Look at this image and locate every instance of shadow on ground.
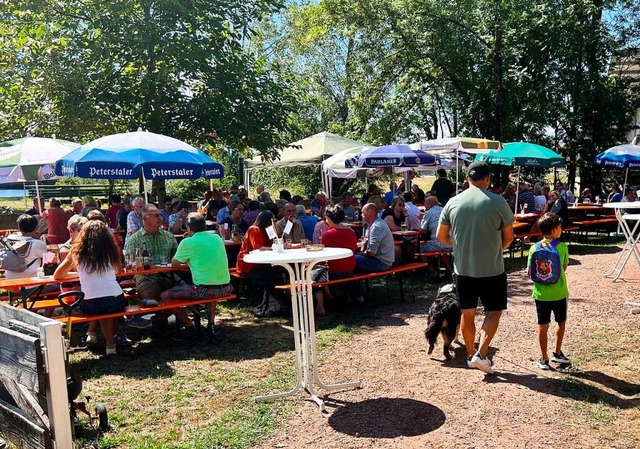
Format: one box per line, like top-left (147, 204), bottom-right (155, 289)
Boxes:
top-left (485, 368), bottom-right (640, 409)
top-left (326, 397), bottom-right (445, 438)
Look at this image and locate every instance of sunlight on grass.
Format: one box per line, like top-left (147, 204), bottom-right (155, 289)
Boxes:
top-left (316, 322), bottom-right (356, 350)
top-left (571, 400), bottom-right (616, 427)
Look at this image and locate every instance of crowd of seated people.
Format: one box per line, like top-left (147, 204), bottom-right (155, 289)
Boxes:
top-left (7, 174), bottom-right (638, 337)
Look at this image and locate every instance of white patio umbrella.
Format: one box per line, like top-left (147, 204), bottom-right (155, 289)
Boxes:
top-left (0, 137), bottom-right (79, 213)
top-left (415, 137), bottom-right (500, 186)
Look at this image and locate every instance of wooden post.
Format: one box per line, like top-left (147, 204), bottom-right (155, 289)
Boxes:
top-left (0, 304), bottom-right (73, 449)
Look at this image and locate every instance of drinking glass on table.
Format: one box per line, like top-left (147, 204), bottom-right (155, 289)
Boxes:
top-left (272, 237), bottom-right (284, 252)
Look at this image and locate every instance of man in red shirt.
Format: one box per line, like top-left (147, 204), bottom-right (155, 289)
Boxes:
top-left (43, 198), bottom-right (72, 244)
top-left (105, 194), bottom-right (123, 228)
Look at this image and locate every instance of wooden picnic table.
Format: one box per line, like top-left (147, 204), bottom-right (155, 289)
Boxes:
top-left (514, 212), bottom-right (541, 222)
top-left (0, 265), bottom-right (188, 309)
top-left (512, 221), bottom-right (530, 231)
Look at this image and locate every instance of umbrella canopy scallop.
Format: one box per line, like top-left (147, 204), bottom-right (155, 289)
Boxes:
top-left (55, 129), bottom-right (223, 180)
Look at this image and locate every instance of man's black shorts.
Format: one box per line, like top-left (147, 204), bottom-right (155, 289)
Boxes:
top-left (456, 272), bottom-right (508, 311)
top-left (534, 298), bottom-right (567, 325)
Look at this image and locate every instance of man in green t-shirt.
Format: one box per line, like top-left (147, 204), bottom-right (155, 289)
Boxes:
top-left (161, 213), bottom-right (232, 340)
top-left (437, 161), bottom-right (514, 374)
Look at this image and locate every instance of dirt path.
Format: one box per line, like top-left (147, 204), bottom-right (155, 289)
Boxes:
top-left (255, 249), bottom-right (640, 449)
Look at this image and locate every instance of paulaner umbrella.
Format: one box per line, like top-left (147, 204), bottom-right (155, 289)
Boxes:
top-left (345, 144), bottom-right (438, 191)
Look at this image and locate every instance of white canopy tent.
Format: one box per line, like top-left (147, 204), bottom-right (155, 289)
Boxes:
top-left (243, 131), bottom-right (369, 191)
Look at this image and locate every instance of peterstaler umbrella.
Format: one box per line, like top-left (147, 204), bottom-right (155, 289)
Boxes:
top-left (594, 144), bottom-right (640, 188)
top-left (476, 142), bottom-right (565, 212)
top-left (55, 129), bottom-right (224, 201)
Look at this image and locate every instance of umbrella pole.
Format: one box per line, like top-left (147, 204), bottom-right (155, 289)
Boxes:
top-left (624, 167), bottom-right (629, 189)
top-left (456, 148), bottom-right (459, 191)
top-left (142, 173), bottom-right (148, 203)
top-left (35, 181), bottom-right (42, 214)
top-left (514, 167), bottom-right (520, 214)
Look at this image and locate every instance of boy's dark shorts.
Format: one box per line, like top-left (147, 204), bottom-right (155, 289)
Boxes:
top-left (534, 298), bottom-right (567, 325)
top-left (456, 272), bottom-right (508, 311)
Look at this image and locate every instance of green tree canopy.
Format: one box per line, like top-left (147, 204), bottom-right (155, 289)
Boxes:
top-left (0, 0), bottom-right (299, 163)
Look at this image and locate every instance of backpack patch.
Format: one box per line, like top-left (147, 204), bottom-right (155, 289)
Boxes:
top-left (529, 239), bottom-right (562, 285)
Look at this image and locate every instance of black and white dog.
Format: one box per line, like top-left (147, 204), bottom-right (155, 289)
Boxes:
top-left (425, 283), bottom-right (461, 360)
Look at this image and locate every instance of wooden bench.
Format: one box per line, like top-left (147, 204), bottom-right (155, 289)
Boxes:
top-left (573, 217), bottom-right (619, 239)
top-left (27, 184), bottom-right (110, 201)
top-left (415, 250), bottom-right (453, 276)
top-left (54, 292), bottom-right (236, 340)
top-left (275, 262), bottom-right (428, 302)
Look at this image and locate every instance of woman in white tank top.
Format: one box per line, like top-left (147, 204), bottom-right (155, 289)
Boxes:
top-left (54, 220), bottom-right (125, 355)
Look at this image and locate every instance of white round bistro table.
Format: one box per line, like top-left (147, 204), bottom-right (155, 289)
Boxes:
top-left (243, 247), bottom-right (361, 410)
top-left (603, 202), bottom-right (640, 281)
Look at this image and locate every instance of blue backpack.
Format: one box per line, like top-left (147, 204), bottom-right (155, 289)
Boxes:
top-left (529, 239), bottom-right (562, 285)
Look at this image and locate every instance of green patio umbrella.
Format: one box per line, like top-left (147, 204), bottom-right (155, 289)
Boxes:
top-left (475, 142), bottom-right (565, 212)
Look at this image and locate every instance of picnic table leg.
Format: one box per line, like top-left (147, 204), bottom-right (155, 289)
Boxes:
top-left (396, 273), bottom-right (405, 302)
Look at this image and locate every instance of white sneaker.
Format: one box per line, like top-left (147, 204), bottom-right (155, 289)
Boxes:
top-left (470, 353), bottom-right (495, 374)
top-left (466, 356), bottom-right (474, 368)
top-left (551, 351), bottom-right (570, 364)
top-left (538, 359), bottom-right (550, 370)
top-left (85, 332), bottom-right (98, 346)
top-left (105, 345), bottom-right (117, 356)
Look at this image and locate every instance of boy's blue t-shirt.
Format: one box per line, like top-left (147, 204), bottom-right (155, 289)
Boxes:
top-left (527, 238), bottom-right (569, 301)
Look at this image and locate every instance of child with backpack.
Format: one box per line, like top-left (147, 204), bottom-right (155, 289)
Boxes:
top-left (527, 212), bottom-right (571, 370)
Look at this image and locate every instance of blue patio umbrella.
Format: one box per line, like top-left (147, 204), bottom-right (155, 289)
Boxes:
top-left (594, 144), bottom-right (640, 187)
top-left (345, 144), bottom-right (437, 192)
top-left (56, 129), bottom-right (223, 201)
top-left (345, 144), bottom-right (437, 168)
